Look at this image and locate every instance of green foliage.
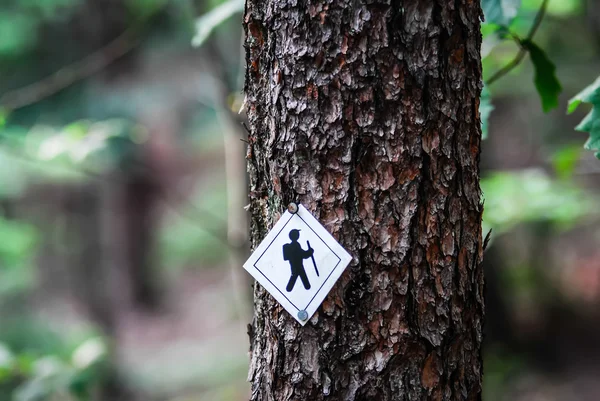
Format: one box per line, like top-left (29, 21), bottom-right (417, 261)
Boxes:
top-left (481, 169), bottom-right (596, 235)
top-left (0, 319), bottom-right (65, 357)
top-left (0, 218), bottom-right (38, 296)
top-left (0, 11), bottom-right (38, 57)
top-left (0, 118), bottom-right (143, 188)
top-left (480, 0), bottom-right (516, 57)
top-left (483, 347), bottom-right (524, 401)
top-left (482, 0), bottom-right (521, 26)
top-left (521, 39), bottom-right (562, 112)
top-left (551, 145), bottom-right (582, 179)
top-left (481, 0), bottom-right (600, 155)
top-left (0, 219), bottom-right (37, 268)
top-left (0, 343), bottom-right (14, 380)
top-left (568, 76), bottom-right (600, 113)
top-left (0, 317), bottom-right (109, 401)
top-left (160, 183), bottom-right (229, 270)
top-left (481, 0), bottom-right (565, 138)
top-left (192, 0), bottom-right (244, 48)
top-left (0, 336), bottom-right (108, 401)
top-left (522, 0), bottom-right (582, 16)
top-left (0, 148), bottom-right (30, 198)
top-left (0, 0), bottom-right (82, 58)
top-left (568, 76), bottom-right (600, 158)
top-left (33, 119), bottom-right (139, 168)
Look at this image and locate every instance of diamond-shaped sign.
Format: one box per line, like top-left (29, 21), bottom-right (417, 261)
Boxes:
top-left (243, 204), bottom-right (352, 325)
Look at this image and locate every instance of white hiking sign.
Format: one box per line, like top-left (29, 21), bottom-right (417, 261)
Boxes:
top-left (243, 204), bottom-right (352, 325)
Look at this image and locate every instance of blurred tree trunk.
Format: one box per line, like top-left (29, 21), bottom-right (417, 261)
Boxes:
top-left (244, 1), bottom-right (484, 400)
top-left (72, 184), bottom-right (133, 401)
top-left (72, 184), bottom-right (116, 335)
top-left (122, 166), bottom-right (162, 309)
top-left (204, 40), bottom-right (253, 320)
top-left (587, 0), bottom-right (600, 50)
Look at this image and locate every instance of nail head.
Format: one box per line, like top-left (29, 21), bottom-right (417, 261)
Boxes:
top-left (297, 310), bottom-right (308, 321)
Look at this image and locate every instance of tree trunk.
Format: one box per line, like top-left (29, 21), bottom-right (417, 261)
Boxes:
top-left (243, 1), bottom-right (484, 400)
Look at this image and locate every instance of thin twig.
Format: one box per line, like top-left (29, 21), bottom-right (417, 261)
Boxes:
top-left (0, 0), bottom-right (241, 248)
top-left (241, 121), bottom-right (251, 134)
top-left (485, 48), bottom-right (528, 85)
top-left (0, 33), bottom-right (137, 112)
top-left (0, 2), bottom-right (169, 112)
top-left (485, 0), bottom-right (549, 86)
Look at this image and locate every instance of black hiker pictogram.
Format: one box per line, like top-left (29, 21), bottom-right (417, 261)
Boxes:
top-left (282, 229), bottom-right (317, 292)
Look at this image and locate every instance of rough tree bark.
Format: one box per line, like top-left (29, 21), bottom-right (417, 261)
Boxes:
top-left (243, 1), bottom-right (484, 400)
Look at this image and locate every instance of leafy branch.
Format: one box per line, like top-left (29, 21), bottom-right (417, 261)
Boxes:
top-left (486, 0), bottom-right (549, 86)
top-left (568, 77), bottom-right (600, 160)
top-left (480, 0), bottom-right (560, 138)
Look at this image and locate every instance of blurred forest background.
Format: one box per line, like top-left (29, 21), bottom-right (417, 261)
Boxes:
top-left (0, 0), bottom-right (599, 400)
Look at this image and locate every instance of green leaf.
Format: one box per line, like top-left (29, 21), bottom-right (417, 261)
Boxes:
top-left (0, 343), bottom-right (14, 377)
top-left (481, 169), bottom-right (596, 235)
top-left (521, 0), bottom-right (582, 16)
top-left (521, 40), bottom-right (562, 112)
top-left (71, 338), bottom-right (106, 370)
top-left (192, 0), bottom-right (245, 48)
top-left (0, 11), bottom-right (39, 56)
top-left (567, 76), bottom-right (600, 114)
top-left (0, 109), bottom-right (7, 128)
top-left (0, 218), bottom-right (38, 268)
top-left (580, 110), bottom-right (600, 157)
top-left (551, 145), bottom-right (581, 179)
top-left (569, 76), bottom-right (600, 159)
top-left (481, 24), bottom-right (509, 58)
top-left (481, 23), bottom-right (502, 38)
top-left (482, 0), bottom-right (522, 26)
top-left (64, 121), bottom-right (90, 140)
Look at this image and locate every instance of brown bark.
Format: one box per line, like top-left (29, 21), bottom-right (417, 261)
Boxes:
top-left (243, 1), bottom-right (484, 400)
